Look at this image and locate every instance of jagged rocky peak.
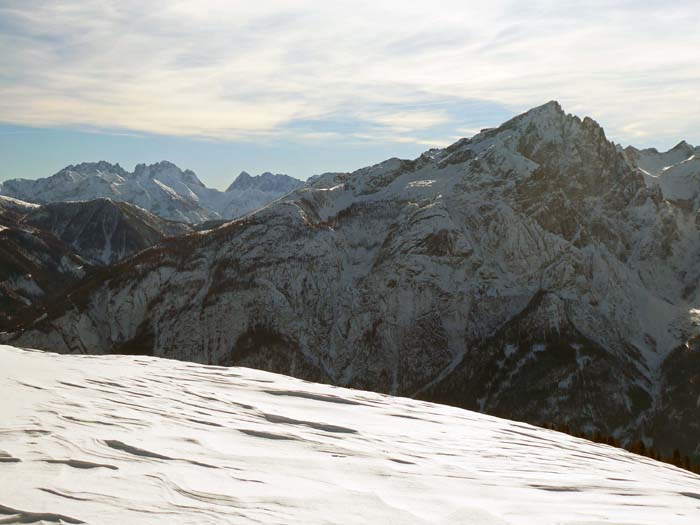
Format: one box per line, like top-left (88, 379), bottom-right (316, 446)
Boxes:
top-left (670, 140), bottom-right (695, 154)
top-left (226, 170), bottom-right (253, 190)
top-left (628, 140), bottom-right (696, 158)
top-left (59, 160), bottom-right (128, 176)
top-left (0, 160), bottom-right (304, 223)
top-left (499, 100), bottom-right (608, 147)
top-left (527, 99), bottom-right (565, 116)
top-left (503, 102), bottom-right (636, 199)
top-left (133, 160), bottom-right (175, 175)
top-left (343, 100), bottom-right (629, 200)
top-left (132, 160), bottom-right (205, 187)
top-left (298, 101), bottom-right (638, 206)
top-left (52, 162), bottom-right (130, 186)
top-left (422, 100), bottom-right (613, 173)
top-left (22, 197), bottom-right (192, 265)
top-left (624, 140), bottom-right (699, 178)
top-left (226, 170), bottom-right (303, 193)
top-left (494, 99), bottom-right (565, 130)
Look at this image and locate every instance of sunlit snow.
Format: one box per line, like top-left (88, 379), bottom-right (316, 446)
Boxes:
top-left (1, 345), bottom-right (700, 524)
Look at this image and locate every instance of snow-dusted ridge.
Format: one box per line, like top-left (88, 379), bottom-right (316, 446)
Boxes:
top-left (21, 198), bottom-right (193, 265)
top-left (0, 163), bottom-right (303, 223)
top-left (624, 141), bottom-right (700, 206)
top-left (1, 345), bottom-right (699, 524)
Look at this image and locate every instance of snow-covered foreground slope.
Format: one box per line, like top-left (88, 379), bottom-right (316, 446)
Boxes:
top-left (1, 345), bottom-right (699, 525)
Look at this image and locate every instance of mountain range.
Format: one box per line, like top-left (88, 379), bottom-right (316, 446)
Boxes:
top-left (0, 162), bottom-right (303, 223)
top-left (3, 101), bottom-right (700, 462)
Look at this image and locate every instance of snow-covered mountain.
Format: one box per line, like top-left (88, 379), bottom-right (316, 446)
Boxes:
top-left (6, 102), bottom-right (700, 460)
top-left (2, 344), bottom-right (699, 524)
top-left (0, 196), bottom-right (195, 328)
top-left (22, 199), bottom-right (192, 265)
top-left (214, 171), bottom-right (305, 220)
top-left (624, 141), bottom-right (700, 206)
top-left (226, 170), bottom-right (301, 193)
top-left (0, 162), bottom-right (303, 223)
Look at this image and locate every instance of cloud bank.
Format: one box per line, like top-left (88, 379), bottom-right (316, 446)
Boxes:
top-left (0, 0), bottom-right (698, 149)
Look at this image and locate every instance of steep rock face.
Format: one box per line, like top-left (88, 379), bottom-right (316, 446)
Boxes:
top-left (0, 162), bottom-right (304, 223)
top-left (0, 195), bottom-right (39, 225)
top-left (0, 196), bottom-right (83, 327)
top-left (0, 197), bottom-right (195, 328)
top-left (425, 292), bottom-right (651, 437)
top-left (0, 225), bottom-right (86, 331)
top-left (650, 336), bottom-right (700, 458)
top-left (226, 171), bottom-right (303, 193)
top-left (8, 102), bottom-right (700, 458)
top-left (22, 199), bottom-right (192, 265)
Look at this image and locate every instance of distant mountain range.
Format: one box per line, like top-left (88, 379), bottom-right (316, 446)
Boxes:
top-left (0, 165), bottom-right (301, 330)
top-left (4, 101), bottom-right (700, 463)
top-left (0, 161), bottom-right (303, 223)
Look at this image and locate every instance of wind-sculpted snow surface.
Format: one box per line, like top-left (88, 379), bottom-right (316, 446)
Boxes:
top-left (7, 101), bottom-right (700, 459)
top-left (1, 345), bottom-right (699, 524)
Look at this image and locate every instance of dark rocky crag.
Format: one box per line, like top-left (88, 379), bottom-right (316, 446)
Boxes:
top-left (0, 197), bottom-right (193, 329)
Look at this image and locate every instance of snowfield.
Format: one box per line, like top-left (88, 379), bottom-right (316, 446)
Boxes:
top-left (1, 346), bottom-right (699, 524)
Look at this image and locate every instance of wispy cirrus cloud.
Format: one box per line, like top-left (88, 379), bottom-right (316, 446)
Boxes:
top-left (0, 0), bottom-right (698, 150)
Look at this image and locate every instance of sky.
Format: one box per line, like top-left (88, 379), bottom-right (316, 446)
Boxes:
top-left (0, 0), bottom-right (698, 189)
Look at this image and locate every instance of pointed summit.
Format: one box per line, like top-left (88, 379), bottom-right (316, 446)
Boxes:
top-left (226, 171), bottom-right (253, 192)
top-left (669, 140), bottom-right (695, 155)
top-left (530, 100), bottom-right (564, 115)
top-left (131, 161), bottom-right (205, 188)
top-left (490, 100), bottom-right (570, 138)
top-left (520, 100), bottom-right (569, 125)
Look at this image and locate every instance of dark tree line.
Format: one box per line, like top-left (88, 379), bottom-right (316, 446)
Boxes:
top-left (540, 423), bottom-right (699, 475)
